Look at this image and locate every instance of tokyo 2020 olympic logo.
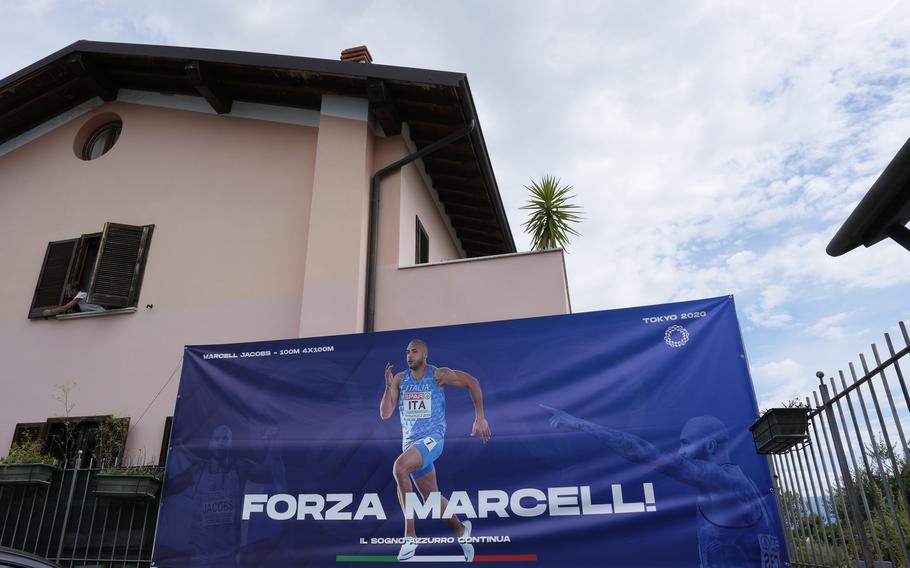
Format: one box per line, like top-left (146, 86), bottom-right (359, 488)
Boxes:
top-left (664, 325), bottom-right (689, 348)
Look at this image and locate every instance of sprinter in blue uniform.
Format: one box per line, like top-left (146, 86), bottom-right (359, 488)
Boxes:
top-left (380, 339), bottom-right (491, 562)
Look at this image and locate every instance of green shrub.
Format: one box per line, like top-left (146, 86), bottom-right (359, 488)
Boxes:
top-left (1, 434), bottom-right (58, 466)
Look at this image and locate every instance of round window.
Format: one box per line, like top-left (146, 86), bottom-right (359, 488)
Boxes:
top-left (81, 120), bottom-right (122, 160)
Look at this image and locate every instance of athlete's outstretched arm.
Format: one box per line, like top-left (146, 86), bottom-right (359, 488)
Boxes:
top-left (436, 368), bottom-right (491, 443)
top-left (542, 405), bottom-right (711, 488)
top-left (380, 364), bottom-right (403, 420)
top-left (164, 461), bottom-right (199, 494)
top-left (161, 441), bottom-right (202, 494)
top-left (244, 428), bottom-right (285, 484)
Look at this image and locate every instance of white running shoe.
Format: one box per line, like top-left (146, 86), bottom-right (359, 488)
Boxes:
top-left (460, 520), bottom-right (475, 562)
top-left (398, 537), bottom-right (418, 561)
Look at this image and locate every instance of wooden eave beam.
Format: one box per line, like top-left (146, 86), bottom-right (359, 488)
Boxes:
top-left (99, 69), bottom-right (193, 96)
top-left (64, 53), bottom-right (118, 101)
top-left (450, 222), bottom-right (502, 237)
top-left (454, 226), bottom-right (505, 242)
top-left (185, 61), bottom-right (233, 114)
top-left (0, 76), bottom-right (84, 125)
top-left (367, 78), bottom-right (401, 135)
top-left (0, 93), bottom-right (96, 144)
top-left (443, 202), bottom-right (497, 219)
top-left (430, 173), bottom-right (486, 191)
top-left (384, 84), bottom-right (458, 106)
top-left (397, 105), bottom-right (462, 125)
top-left (423, 156), bottom-right (481, 176)
top-left (407, 120), bottom-right (465, 137)
top-left (460, 240), bottom-right (508, 255)
top-left (436, 187), bottom-right (489, 206)
top-left (219, 80), bottom-right (323, 104)
top-left (412, 139), bottom-right (474, 160)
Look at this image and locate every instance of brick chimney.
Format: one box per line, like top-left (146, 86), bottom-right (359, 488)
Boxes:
top-left (340, 45), bottom-right (373, 64)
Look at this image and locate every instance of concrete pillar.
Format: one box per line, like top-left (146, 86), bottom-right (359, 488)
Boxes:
top-left (298, 95), bottom-right (373, 337)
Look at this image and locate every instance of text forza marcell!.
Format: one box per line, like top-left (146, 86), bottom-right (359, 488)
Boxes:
top-left (241, 484), bottom-right (656, 521)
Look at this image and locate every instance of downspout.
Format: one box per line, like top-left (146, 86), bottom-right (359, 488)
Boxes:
top-left (364, 119), bottom-right (476, 332)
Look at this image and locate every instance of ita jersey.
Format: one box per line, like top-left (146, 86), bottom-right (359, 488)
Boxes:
top-left (398, 365), bottom-right (446, 450)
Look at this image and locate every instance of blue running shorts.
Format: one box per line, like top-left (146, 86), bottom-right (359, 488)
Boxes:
top-left (411, 435), bottom-right (444, 478)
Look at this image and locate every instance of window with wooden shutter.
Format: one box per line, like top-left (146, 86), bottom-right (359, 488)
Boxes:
top-left (11, 422), bottom-right (49, 449)
top-left (29, 223), bottom-right (154, 319)
top-left (45, 415), bottom-right (129, 467)
top-left (28, 239), bottom-right (79, 318)
top-left (87, 222), bottom-right (154, 308)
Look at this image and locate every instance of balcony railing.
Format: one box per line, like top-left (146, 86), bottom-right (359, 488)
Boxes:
top-left (0, 454), bottom-right (160, 567)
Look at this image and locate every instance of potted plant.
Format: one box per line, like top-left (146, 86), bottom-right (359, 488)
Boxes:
top-left (93, 464), bottom-right (162, 499)
top-left (749, 401), bottom-right (811, 454)
top-left (0, 434), bottom-right (59, 485)
top-left (90, 414), bottom-right (129, 467)
top-left (90, 419), bottom-right (161, 499)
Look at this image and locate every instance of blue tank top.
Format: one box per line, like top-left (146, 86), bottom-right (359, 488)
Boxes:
top-left (398, 364), bottom-right (446, 450)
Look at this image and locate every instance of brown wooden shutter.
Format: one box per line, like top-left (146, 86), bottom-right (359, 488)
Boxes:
top-left (71, 233), bottom-right (96, 286)
top-left (87, 223), bottom-right (154, 307)
top-left (159, 416), bottom-right (173, 466)
top-left (87, 416), bottom-right (130, 466)
top-left (11, 422), bottom-right (48, 449)
top-left (28, 239), bottom-right (79, 318)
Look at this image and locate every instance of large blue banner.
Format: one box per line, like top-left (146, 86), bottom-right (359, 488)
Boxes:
top-left (152, 296), bottom-right (786, 567)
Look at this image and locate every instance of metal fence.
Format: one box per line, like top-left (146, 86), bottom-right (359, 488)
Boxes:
top-left (769, 321), bottom-right (910, 568)
top-left (0, 455), bottom-right (160, 567)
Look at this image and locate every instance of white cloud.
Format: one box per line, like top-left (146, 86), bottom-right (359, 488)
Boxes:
top-left (747, 310), bottom-right (794, 329)
top-left (760, 286), bottom-right (788, 311)
top-left (806, 312), bottom-right (851, 341)
top-left (752, 358), bottom-right (810, 410)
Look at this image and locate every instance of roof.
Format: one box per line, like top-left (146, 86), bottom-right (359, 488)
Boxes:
top-left (827, 135), bottom-right (910, 256)
top-left (0, 40), bottom-right (515, 257)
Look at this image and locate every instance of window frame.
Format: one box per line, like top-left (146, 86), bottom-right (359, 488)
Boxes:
top-left (11, 416), bottom-right (129, 468)
top-left (81, 120), bottom-right (122, 161)
top-left (415, 216), bottom-right (429, 265)
top-left (11, 422), bottom-right (48, 448)
top-left (28, 222), bottom-right (154, 319)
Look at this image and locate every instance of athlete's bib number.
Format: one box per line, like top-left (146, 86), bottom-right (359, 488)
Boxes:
top-left (403, 392), bottom-right (432, 419)
top-left (202, 497), bottom-right (234, 526)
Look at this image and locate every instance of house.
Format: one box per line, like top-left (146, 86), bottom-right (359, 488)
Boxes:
top-left (0, 41), bottom-right (569, 565)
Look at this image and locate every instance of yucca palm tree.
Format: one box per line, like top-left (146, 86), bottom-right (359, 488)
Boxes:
top-left (520, 175), bottom-right (583, 251)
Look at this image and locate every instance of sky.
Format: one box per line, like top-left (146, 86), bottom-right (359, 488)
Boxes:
top-left (2, 0), bottom-right (909, 410)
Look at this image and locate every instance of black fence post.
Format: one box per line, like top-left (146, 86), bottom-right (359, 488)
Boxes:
top-left (817, 376), bottom-right (874, 568)
top-left (55, 450), bottom-right (81, 563)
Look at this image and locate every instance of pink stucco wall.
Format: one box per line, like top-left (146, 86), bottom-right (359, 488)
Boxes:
top-left (398, 155), bottom-right (461, 265)
top-left (0, 101), bottom-right (318, 459)
top-left (298, 114), bottom-right (373, 337)
top-left (371, 135), bottom-right (461, 269)
top-left (0, 96), bottom-right (569, 463)
top-left (370, 137), bottom-right (569, 331)
top-left (374, 250), bottom-right (570, 331)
